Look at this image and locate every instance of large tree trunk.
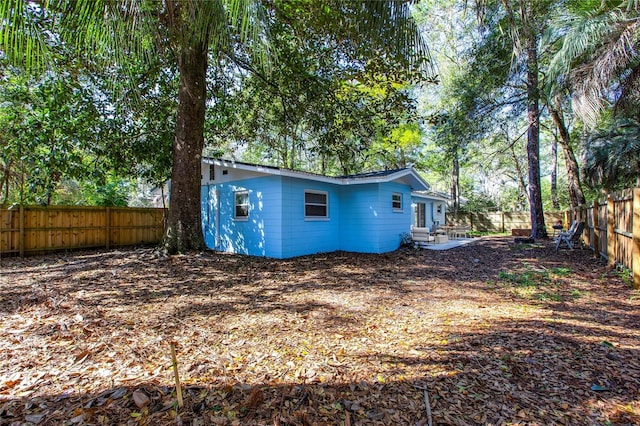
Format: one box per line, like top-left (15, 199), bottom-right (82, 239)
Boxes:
top-left (551, 134), bottom-right (559, 210)
top-left (508, 142), bottom-right (528, 209)
top-left (525, 37), bottom-right (547, 239)
top-left (163, 38), bottom-right (208, 254)
top-left (548, 98), bottom-right (586, 207)
top-left (451, 149), bottom-right (460, 214)
top-left (0, 159), bottom-right (12, 203)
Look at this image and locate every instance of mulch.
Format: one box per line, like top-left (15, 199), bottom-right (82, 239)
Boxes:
top-left (1, 236), bottom-right (638, 425)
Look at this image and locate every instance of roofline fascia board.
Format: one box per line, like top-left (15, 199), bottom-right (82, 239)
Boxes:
top-left (412, 192), bottom-right (449, 202)
top-left (205, 158), bottom-right (429, 190)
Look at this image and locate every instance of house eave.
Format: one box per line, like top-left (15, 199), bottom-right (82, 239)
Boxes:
top-left (412, 191), bottom-right (450, 202)
top-left (205, 158), bottom-right (430, 191)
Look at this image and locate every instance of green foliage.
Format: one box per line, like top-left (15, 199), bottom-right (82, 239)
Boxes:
top-left (0, 58), bottom-right (175, 205)
top-left (399, 232), bottom-right (413, 247)
top-left (547, 0), bottom-right (640, 124)
top-left (86, 183), bottom-right (128, 206)
top-left (206, 1), bottom-right (431, 175)
top-left (0, 68), bottom-right (102, 205)
top-left (541, 177), bottom-right (572, 211)
top-left (582, 118), bottom-right (640, 190)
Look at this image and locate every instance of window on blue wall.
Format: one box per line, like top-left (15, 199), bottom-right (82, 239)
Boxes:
top-left (235, 191), bottom-right (249, 219)
top-left (392, 193), bottom-right (402, 211)
top-left (304, 190), bottom-right (328, 218)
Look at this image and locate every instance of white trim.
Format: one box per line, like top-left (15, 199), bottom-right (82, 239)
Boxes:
top-left (234, 190), bottom-right (249, 219)
top-left (392, 192), bottom-right (403, 211)
top-left (204, 158), bottom-right (430, 190)
top-left (411, 191), bottom-right (450, 203)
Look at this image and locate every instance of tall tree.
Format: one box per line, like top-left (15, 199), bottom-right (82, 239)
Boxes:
top-left (2, 0), bottom-right (429, 253)
top-left (545, 96), bottom-right (586, 206)
top-left (470, 0), bottom-right (552, 238)
top-left (548, 1), bottom-right (640, 191)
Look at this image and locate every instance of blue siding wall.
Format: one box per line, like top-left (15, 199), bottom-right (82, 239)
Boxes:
top-left (202, 176), bottom-right (284, 257)
top-left (280, 177), bottom-right (342, 258)
top-left (339, 183), bottom-right (382, 252)
top-left (202, 177), bottom-right (414, 258)
top-left (375, 182), bottom-right (413, 252)
top-left (339, 182), bottom-right (412, 253)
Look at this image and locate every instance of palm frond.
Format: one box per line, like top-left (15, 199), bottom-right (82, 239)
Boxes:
top-left (0, 0), bottom-right (53, 71)
top-left (549, 5), bottom-right (640, 125)
top-left (583, 117), bottom-right (640, 188)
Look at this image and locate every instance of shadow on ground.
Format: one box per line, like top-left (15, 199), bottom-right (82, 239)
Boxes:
top-left (1, 237), bottom-right (638, 425)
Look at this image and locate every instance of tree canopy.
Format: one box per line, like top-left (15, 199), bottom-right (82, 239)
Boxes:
top-left (1, 0), bottom-right (638, 243)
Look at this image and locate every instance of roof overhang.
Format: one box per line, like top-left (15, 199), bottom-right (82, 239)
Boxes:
top-left (411, 191), bottom-right (450, 202)
top-left (205, 158), bottom-right (430, 191)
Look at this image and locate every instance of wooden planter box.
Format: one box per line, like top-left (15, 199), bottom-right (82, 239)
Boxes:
top-left (511, 228), bottom-right (531, 237)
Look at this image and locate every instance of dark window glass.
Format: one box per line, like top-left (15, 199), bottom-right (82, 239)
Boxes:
top-left (304, 191), bottom-right (328, 217)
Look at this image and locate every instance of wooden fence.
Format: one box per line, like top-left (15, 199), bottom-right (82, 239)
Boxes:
top-left (569, 188), bottom-right (640, 290)
top-left (0, 205), bottom-right (166, 256)
top-left (447, 211), bottom-right (565, 235)
top-left (448, 188), bottom-right (640, 289)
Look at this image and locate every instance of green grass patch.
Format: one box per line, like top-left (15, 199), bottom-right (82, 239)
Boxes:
top-left (551, 267), bottom-right (571, 276)
top-left (498, 269), bottom-right (548, 287)
top-left (615, 268), bottom-right (633, 287)
top-left (497, 266), bottom-right (571, 302)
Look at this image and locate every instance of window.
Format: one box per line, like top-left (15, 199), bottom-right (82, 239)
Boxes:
top-left (235, 191), bottom-right (249, 219)
top-left (437, 204), bottom-right (442, 215)
top-left (392, 193), bottom-right (402, 211)
top-left (209, 165), bottom-right (215, 181)
top-left (304, 191), bottom-right (328, 218)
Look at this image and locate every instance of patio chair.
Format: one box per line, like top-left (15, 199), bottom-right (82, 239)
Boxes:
top-left (452, 225), bottom-right (470, 239)
top-left (411, 226), bottom-right (435, 247)
top-left (555, 221), bottom-right (585, 252)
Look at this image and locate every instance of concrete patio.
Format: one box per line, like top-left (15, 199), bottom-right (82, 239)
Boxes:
top-left (418, 237), bottom-right (478, 250)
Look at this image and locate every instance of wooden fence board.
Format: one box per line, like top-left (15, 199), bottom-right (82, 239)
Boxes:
top-left (0, 205), bottom-right (165, 256)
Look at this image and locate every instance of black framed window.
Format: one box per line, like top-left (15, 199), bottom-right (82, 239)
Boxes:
top-left (304, 191), bottom-right (328, 218)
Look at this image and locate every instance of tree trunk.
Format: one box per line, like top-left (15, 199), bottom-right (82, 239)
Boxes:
top-left (0, 159), bottom-right (11, 203)
top-left (525, 37), bottom-right (547, 239)
top-left (551, 133), bottom-right (559, 210)
top-left (548, 97), bottom-right (586, 207)
top-left (163, 37), bottom-right (208, 254)
top-left (451, 149), bottom-right (460, 214)
top-left (509, 143), bottom-right (528, 208)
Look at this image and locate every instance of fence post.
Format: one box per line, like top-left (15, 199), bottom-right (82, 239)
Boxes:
top-left (592, 200), bottom-right (599, 259)
top-left (501, 212), bottom-right (505, 233)
top-left (607, 194), bottom-right (615, 268)
top-left (19, 205), bottom-right (24, 257)
top-left (633, 189), bottom-right (640, 289)
top-left (105, 207), bottom-right (111, 250)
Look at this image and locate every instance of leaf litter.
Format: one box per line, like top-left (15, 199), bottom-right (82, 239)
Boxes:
top-left (0, 236), bottom-right (639, 425)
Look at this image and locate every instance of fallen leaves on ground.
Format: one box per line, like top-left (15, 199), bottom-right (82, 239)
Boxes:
top-left (1, 236), bottom-right (639, 425)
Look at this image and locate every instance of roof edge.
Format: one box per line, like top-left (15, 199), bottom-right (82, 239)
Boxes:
top-left (205, 158), bottom-right (430, 191)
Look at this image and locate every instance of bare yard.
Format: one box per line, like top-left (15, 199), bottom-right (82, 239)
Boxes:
top-left (1, 237), bottom-right (639, 425)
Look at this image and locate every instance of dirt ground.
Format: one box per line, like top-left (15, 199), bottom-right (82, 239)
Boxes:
top-left (1, 236), bottom-right (639, 425)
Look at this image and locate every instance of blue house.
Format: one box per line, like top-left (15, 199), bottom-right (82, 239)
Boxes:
top-left (200, 158), bottom-right (447, 258)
